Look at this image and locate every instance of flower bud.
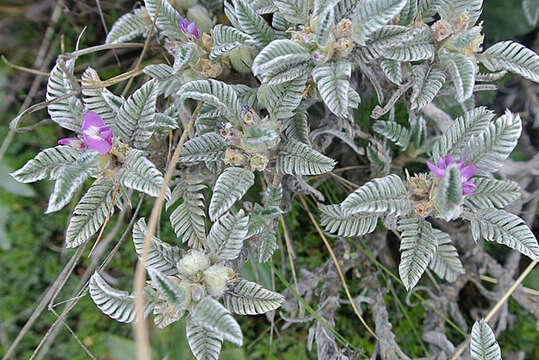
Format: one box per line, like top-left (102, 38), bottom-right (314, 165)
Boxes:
top-left (174, 0), bottom-right (198, 11)
top-left (187, 5), bottom-right (213, 35)
top-left (223, 148), bottom-right (247, 166)
top-left (177, 249), bottom-right (210, 277)
top-left (250, 153), bottom-right (269, 171)
top-left (431, 19), bottom-right (453, 42)
top-left (202, 263), bottom-right (232, 297)
top-left (229, 46), bottom-right (253, 73)
top-left (334, 38), bottom-right (354, 57)
top-left (334, 19), bottom-right (352, 39)
top-left (200, 58), bottom-right (223, 77)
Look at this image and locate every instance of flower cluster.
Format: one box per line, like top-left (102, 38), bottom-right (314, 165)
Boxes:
top-left (427, 155), bottom-right (477, 195)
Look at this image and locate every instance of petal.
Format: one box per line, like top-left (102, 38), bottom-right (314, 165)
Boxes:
top-left (427, 161), bottom-right (445, 178)
top-left (462, 181), bottom-right (477, 195)
top-left (444, 154), bottom-right (453, 167)
top-left (58, 137), bottom-right (87, 151)
top-left (456, 159), bottom-right (465, 169)
top-left (82, 111), bottom-right (106, 131)
top-left (437, 156), bottom-right (445, 169)
top-left (460, 165), bottom-right (477, 181)
top-left (99, 127), bottom-right (114, 143)
top-left (58, 137), bottom-right (80, 146)
top-left (84, 136), bottom-right (112, 155)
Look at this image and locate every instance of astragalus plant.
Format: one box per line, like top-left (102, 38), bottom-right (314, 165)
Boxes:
top-left (8, 0), bottom-right (539, 359)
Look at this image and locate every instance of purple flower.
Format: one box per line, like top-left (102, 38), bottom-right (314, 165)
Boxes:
top-left (427, 155), bottom-right (477, 195)
top-left (178, 18), bottom-right (199, 39)
top-left (81, 111), bottom-right (113, 155)
top-left (58, 137), bottom-right (87, 151)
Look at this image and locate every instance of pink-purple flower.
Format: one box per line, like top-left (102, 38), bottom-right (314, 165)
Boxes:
top-left (178, 18), bottom-right (199, 39)
top-left (427, 155), bottom-right (477, 195)
top-left (58, 111), bottom-right (113, 155)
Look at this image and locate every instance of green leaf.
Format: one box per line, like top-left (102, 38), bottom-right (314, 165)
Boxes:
top-left (480, 41), bottom-right (539, 83)
top-left (433, 163), bottom-right (463, 221)
top-left (46, 151), bottom-right (98, 214)
top-left (381, 26), bottom-right (435, 61)
top-left (410, 65), bottom-right (446, 110)
top-left (211, 25), bottom-right (253, 61)
top-left (373, 120), bottom-right (411, 149)
top-left (207, 210), bottom-right (248, 261)
top-left (276, 140), bottom-right (336, 175)
top-left (190, 297), bottom-right (243, 346)
top-left (439, 51), bottom-right (475, 102)
top-left (257, 231), bottom-right (278, 263)
top-left (319, 204), bottom-right (379, 237)
top-left (89, 272), bottom-right (135, 323)
top-left (46, 59), bottom-right (84, 132)
top-left (523, 0), bottom-right (539, 26)
top-left (180, 133), bottom-right (228, 163)
top-left (469, 209), bottom-right (539, 260)
top-left (380, 59), bottom-right (403, 85)
top-left (173, 43), bottom-right (199, 73)
top-left (465, 110), bottom-right (521, 173)
top-left (429, 229), bottom-right (465, 282)
top-left (116, 79), bottom-right (158, 149)
top-left (351, 0), bottom-right (407, 45)
top-left (432, 106), bottom-right (494, 160)
top-left (117, 149), bottom-right (169, 199)
top-left (258, 74), bottom-right (308, 120)
top-left (341, 174), bottom-right (410, 216)
top-left (223, 279), bottom-right (284, 315)
top-left (106, 9), bottom-right (151, 44)
top-left (144, 0), bottom-right (183, 39)
top-left (398, 216), bottom-right (437, 290)
top-left (233, 0), bottom-right (277, 46)
top-left (0, 161), bottom-right (37, 197)
top-left (209, 167), bottom-right (254, 221)
top-left (81, 67), bottom-right (124, 135)
top-left (65, 181), bottom-right (116, 248)
top-left (284, 106), bottom-right (310, 144)
top-left (180, 80), bottom-right (242, 124)
top-left (314, 8), bottom-right (334, 47)
top-left (132, 218), bottom-right (182, 275)
top-left (10, 145), bottom-right (79, 183)
top-left (252, 39), bottom-right (310, 81)
top-left (186, 320), bottom-right (223, 360)
top-left (274, 0), bottom-right (309, 23)
top-left (312, 61), bottom-right (351, 118)
top-left (470, 319), bottom-right (502, 360)
top-left (147, 267), bottom-right (187, 306)
top-left (464, 178), bottom-right (520, 210)
top-left (169, 181), bottom-right (207, 248)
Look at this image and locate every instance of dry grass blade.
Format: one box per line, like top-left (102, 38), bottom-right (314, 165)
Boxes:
top-left (298, 195), bottom-right (378, 339)
top-left (450, 260), bottom-right (537, 360)
top-left (133, 101), bottom-right (202, 360)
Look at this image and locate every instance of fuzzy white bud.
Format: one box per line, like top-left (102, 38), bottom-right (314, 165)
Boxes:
top-left (177, 249), bottom-right (210, 277)
top-left (203, 263), bottom-right (232, 297)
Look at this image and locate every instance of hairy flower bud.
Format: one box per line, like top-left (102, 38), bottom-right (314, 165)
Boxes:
top-left (431, 19), bottom-right (453, 42)
top-left (224, 148), bottom-right (247, 166)
top-left (187, 5), bottom-right (213, 35)
top-left (229, 46), bottom-right (253, 74)
top-left (334, 19), bottom-right (352, 39)
top-left (334, 38), bottom-right (354, 57)
top-left (200, 58), bottom-right (223, 78)
top-left (250, 153), bottom-right (269, 171)
top-left (177, 249), bottom-right (210, 277)
top-left (202, 263), bottom-right (232, 297)
top-left (452, 12), bottom-right (470, 33)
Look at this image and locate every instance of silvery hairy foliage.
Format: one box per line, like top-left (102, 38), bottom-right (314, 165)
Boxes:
top-left (9, 0), bottom-right (539, 358)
